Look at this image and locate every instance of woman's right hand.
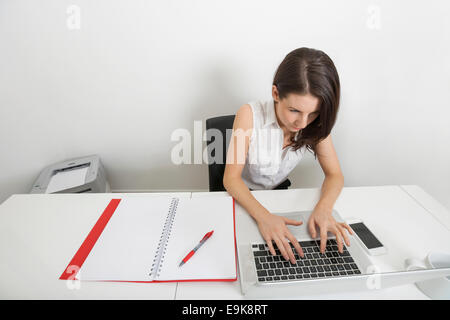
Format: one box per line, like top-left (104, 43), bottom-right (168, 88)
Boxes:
top-left (256, 210), bottom-right (305, 264)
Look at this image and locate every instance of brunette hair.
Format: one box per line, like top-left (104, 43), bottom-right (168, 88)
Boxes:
top-left (273, 47), bottom-right (340, 157)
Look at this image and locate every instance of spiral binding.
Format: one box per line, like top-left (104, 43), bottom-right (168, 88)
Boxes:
top-left (149, 197), bottom-right (179, 279)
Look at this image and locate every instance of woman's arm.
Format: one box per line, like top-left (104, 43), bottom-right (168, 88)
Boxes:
top-left (307, 134), bottom-right (353, 253)
top-left (223, 105), bottom-right (263, 219)
top-left (315, 134), bottom-right (344, 211)
top-left (223, 105), bottom-right (304, 264)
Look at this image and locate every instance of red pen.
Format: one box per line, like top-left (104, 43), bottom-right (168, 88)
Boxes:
top-left (178, 230), bottom-right (214, 267)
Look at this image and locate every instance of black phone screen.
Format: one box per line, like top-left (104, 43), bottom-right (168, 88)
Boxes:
top-left (349, 222), bottom-right (383, 249)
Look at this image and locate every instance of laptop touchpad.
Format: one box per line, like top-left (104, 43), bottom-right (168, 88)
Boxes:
top-left (275, 210), bottom-right (344, 240)
top-left (274, 211), bottom-right (312, 239)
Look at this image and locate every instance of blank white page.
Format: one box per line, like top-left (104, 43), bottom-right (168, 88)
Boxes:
top-left (46, 167), bottom-right (88, 193)
top-left (79, 196), bottom-right (177, 282)
top-left (157, 196), bottom-right (236, 281)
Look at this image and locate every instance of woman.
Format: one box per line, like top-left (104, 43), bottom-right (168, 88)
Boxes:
top-left (223, 47), bottom-right (353, 265)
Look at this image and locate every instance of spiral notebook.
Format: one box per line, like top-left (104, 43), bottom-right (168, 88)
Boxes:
top-left (60, 195), bottom-right (237, 282)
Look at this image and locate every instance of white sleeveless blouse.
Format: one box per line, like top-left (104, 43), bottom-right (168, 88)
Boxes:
top-left (241, 99), bottom-right (306, 190)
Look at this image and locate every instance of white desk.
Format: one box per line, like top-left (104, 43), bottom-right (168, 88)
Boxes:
top-left (176, 185), bottom-right (450, 300)
top-left (0, 192), bottom-right (190, 299)
top-left (0, 186), bottom-right (449, 299)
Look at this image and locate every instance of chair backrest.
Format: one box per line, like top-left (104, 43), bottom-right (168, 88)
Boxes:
top-left (205, 114), bottom-right (291, 191)
top-left (205, 115), bottom-right (235, 191)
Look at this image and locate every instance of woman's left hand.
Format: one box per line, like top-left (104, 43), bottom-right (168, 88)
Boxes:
top-left (307, 205), bottom-right (353, 254)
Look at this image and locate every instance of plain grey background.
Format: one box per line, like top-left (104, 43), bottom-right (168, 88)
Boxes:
top-left (0, 0), bottom-right (449, 210)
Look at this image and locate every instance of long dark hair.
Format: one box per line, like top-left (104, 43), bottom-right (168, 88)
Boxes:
top-left (273, 47), bottom-right (340, 157)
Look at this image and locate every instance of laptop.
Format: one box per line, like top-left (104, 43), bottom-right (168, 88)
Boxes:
top-left (252, 238), bottom-right (361, 283)
top-left (236, 209), bottom-right (450, 298)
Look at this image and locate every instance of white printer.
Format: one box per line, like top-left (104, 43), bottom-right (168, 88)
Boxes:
top-left (30, 155), bottom-right (110, 194)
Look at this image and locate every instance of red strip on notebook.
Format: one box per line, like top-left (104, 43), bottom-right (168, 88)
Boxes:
top-left (59, 199), bottom-right (121, 280)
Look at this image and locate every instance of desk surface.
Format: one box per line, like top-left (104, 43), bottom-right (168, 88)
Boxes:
top-left (0, 193), bottom-right (190, 299)
top-left (0, 186), bottom-right (449, 299)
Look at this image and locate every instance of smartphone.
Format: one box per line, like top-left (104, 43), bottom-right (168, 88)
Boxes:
top-left (346, 218), bottom-right (387, 256)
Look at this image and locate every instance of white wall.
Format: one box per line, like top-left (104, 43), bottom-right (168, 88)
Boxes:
top-left (1, 0), bottom-right (449, 210)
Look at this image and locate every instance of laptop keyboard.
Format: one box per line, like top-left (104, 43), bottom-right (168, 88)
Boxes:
top-left (252, 239), bottom-right (362, 283)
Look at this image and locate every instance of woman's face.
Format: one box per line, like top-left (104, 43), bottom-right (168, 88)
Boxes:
top-left (272, 85), bottom-right (320, 133)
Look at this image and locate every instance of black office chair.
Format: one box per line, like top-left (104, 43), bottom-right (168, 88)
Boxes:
top-left (205, 115), bottom-right (291, 191)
